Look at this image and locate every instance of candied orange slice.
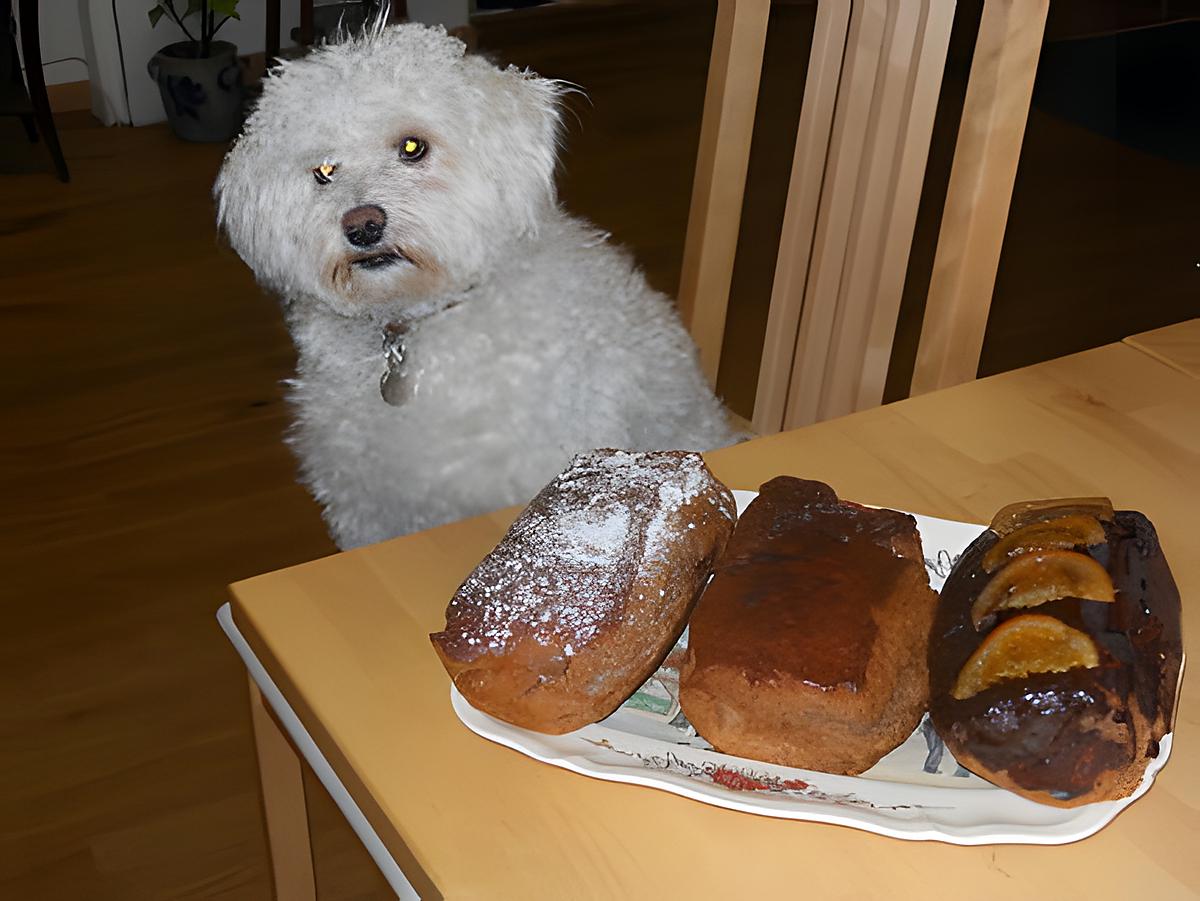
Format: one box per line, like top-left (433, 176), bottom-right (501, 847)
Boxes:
top-left (971, 549), bottom-right (1114, 629)
top-left (952, 614), bottom-right (1100, 699)
top-left (990, 497), bottom-right (1113, 537)
top-left (981, 513), bottom-right (1106, 573)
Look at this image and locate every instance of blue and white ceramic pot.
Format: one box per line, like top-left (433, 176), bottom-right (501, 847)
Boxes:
top-left (148, 41), bottom-right (243, 143)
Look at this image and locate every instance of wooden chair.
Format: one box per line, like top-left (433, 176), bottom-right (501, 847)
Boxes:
top-left (3, 0), bottom-right (69, 182)
top-left (679, 0), bottom-right (1050, 433)
top-left (265, 0), bottom-right (410, 63)
top-left (909, 0), bottom-right (1049, 397)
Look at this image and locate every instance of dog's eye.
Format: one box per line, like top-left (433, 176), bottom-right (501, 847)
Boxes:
top-left (313, 161), bottom-right (337, 185)
top-left (399, 138), bottom-right (427, 163)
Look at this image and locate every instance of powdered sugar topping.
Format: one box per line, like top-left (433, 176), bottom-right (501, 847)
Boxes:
top-left (437, 449), bottom-right (734, 661)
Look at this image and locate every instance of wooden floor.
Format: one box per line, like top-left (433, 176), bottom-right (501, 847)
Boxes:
top-left (0, 117), bottom-right (393, 898)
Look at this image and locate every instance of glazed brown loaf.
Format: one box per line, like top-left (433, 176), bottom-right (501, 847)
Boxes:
top-left (679, 477), bottom-right (939, 775)
top-left (430, 449), bottom-right (736, 734)
top-left (929, 501), bottom-right (1184, 807)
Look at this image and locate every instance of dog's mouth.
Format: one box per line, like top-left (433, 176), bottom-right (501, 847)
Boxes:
top-left (350, 249), bottom-right (412, 270)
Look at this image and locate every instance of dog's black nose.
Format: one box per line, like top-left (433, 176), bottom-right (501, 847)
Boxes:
top-left (342, 205), bottom-right (387, 248)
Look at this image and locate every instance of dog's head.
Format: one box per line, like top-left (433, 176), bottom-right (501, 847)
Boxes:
top-left (215, 24), bottom-right (563, 316)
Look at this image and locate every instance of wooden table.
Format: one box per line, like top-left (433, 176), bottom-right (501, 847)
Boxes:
top-left (224, 328), bottom-right (1199, 899)
top-left (1125, 318), bottom-right (1200, 380)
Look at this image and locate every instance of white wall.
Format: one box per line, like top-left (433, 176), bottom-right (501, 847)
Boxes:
top-left (13, 0), bottom-right (90, 85)
top-left (407, 0), bottom-right (469, 29)
top-left (16, 1), bottom-right (300, 125)
top-left (16, 1), bottom-right (467, 126)
top-left (104, 0), bottom-right (301, 126)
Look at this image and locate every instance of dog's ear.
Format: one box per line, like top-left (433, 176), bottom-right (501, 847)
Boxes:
top-left (493, 65), bottom-right (569, 219)
top-left (212, 130), bottom-right (289, 294)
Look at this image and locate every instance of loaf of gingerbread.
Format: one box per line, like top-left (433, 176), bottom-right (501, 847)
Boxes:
top-left (928, 497), bottom-right (1184, 807)
top-left (679, 476), bottom-right (939, 775)
top-left (431, 449), bottom-right (736, 734)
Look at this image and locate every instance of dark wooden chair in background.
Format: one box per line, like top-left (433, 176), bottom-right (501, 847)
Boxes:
top-left (264, 0), bottom-right (410, 64)
top-left (2, 0), bottom-right (68, 181)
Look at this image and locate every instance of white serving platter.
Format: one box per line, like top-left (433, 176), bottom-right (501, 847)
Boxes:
top-left (450, 490), bottom-right (1175, 845)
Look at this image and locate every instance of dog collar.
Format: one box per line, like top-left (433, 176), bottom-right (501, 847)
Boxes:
top-left (378, 296), bottom-right (466, 407)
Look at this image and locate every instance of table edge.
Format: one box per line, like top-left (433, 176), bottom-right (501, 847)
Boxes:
top-left (1122, 330), bottom-right (1200, 380)
top-left (217, 602), bottom-right (421, 901)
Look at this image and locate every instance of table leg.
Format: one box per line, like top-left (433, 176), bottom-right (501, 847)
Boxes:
top-left (248, 675), bottom-right (318, 901)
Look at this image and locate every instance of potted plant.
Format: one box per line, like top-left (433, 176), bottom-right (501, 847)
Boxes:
top-left (147, 1), bottom-right (244, 142)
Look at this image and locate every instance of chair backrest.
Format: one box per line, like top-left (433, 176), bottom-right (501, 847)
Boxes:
top-left (909, 0), bottom-right (1049, 396)
top-left (1, 0), bottom-right (17, 90)
top-left (679, 0), bottom-right (1050, 433)
top-left (675, 0), bottom-right (770, 385)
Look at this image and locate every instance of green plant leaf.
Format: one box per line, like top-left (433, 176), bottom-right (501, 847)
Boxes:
top-left (148, 5), bottom-right (165, 26)
top-left (210, 0), bottom-right (239, 17)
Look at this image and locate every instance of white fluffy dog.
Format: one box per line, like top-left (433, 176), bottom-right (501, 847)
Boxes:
top-left (215, 24), bottom-right (738, 548)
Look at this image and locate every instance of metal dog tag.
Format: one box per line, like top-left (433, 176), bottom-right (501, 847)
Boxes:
top-left (380, 323), bottom-right (415, 407)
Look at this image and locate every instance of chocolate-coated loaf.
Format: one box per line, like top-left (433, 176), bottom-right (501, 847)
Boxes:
top-left (929, 499), bottom-right (1183, 807)
top-left (679, 477), bottom-right (938, 775)
top-left (431, 449), bottom-right (736, 734)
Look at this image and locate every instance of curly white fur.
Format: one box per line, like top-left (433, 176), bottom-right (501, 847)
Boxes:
top-left (215, 24), bottom-right (739, 548)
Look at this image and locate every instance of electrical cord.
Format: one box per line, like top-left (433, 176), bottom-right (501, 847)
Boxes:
top-left (9, 8), bottom-right (88, 74)
top-left (19, 54), bottom-right (90, 72)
